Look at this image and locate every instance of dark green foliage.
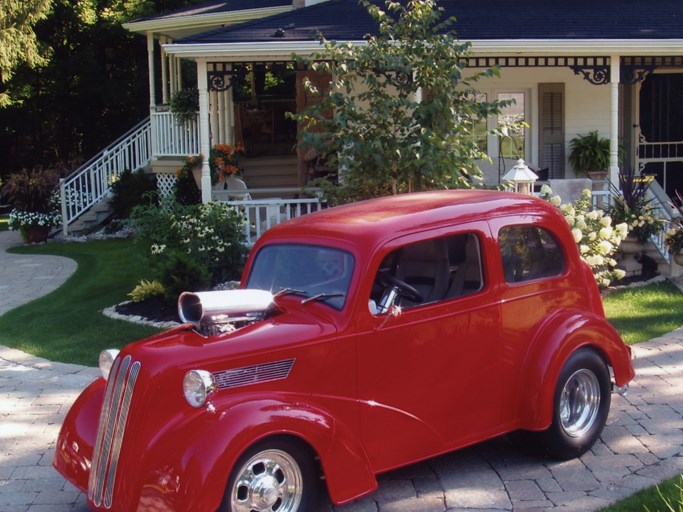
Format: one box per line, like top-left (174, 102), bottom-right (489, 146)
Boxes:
top-left (294, 0), bottom-right (510, 204)
top-left (109, 168), bottom-right (158, 218)
top-left (131, 201), bottom-right (248, 301)
top-left (157, 250), bottom-right (212, 302)
top-left (1, 168), bottom-right (59, 212)
top-left (174, 166), bottom-right (202, 205)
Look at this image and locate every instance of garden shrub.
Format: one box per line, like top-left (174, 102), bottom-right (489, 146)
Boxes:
top-left (109, 168), bottom-right (157, 218)
top-left (131, 200), bottom-right (248, 302)
top-left (542, 186), bottom-right (627, 288)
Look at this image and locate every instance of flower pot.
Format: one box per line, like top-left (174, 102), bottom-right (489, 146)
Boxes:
top-left (617, 235), bottom-right (645, 277)
top-left (21, 224), bottom-right (50, 244)
top-left (619, 236), bottom-right (646, 256)
top-left (674, 252), bottom-right (683, 266)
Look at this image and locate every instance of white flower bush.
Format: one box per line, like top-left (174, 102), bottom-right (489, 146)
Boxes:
top-left (541, 185), bottom-right (627, 288)
top-left (131, 200), bottom-right (249, 300)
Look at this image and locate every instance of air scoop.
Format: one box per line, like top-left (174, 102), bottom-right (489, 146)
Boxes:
top-left (178, 289), bottom-right (275, 335)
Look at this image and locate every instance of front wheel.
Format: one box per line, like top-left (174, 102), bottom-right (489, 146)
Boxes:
top-left (537, 348), bottom-right (611, 460)
top-left (221, 438), bottom-right (322, 512)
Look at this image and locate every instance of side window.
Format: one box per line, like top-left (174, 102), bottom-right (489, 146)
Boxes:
top-left (370, 233), bottom-right (484, 313)
top-left (499, 226), bottom-right (565, 283)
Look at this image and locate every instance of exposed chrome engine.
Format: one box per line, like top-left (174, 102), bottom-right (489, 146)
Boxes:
top-left (178, 289), bottom-right (275, 336)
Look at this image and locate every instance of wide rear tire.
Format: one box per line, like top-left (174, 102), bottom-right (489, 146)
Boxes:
top-left (536, 348), bottom-right (611, 460)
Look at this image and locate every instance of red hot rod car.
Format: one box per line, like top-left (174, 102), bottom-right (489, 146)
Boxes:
top-left (54, 190), bottom-right (634, 512)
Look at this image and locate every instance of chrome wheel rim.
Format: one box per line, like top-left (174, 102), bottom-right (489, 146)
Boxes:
top-left (559, 369), bottom-right (601, 438)
top-left (231, 449), bottom-right (303, 512)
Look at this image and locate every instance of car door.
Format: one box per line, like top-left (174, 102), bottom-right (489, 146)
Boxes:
top-left (354, 225), bottom-right (505, 472)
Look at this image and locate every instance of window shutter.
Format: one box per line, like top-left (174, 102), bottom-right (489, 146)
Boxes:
top-left (539, 84), bottom-right (565, 179)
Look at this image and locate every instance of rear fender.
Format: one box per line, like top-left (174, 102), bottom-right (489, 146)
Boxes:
top-left (142, 395), bottom-right (376, 511)
top-left (517, 311), bottom-right (634, 431)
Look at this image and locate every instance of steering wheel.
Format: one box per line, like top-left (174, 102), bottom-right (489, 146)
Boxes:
top-left (376, 270), bottom-right (423, 304)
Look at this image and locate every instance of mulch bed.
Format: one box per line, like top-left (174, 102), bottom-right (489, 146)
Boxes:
top-left (115, 297), bottom-right (178, 323)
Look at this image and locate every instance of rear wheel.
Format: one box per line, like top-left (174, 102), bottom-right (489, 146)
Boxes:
top-left (537, 348), bottom-right (611, 459)
top-left (221, 438), bottom-right (321, 512)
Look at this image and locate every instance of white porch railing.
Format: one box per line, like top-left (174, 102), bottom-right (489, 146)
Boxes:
top-left (152, 111), bottom-right (199, 157)
top-left (220, 196), bottom-right (326, 245)
top-left (59, 118), bottom-right (152, 234)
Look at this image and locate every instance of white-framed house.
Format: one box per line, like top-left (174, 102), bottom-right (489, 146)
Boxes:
top-left (62, 0), bottom-right (683, 248)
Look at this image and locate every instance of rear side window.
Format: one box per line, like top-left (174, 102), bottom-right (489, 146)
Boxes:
top-left (499, 226), bottom-right (565, 283)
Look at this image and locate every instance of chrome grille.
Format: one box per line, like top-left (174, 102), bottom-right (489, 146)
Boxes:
top-left (88, 355), bottom-right (141, 509)
top-left (213, 359), bottom-right (295, 390)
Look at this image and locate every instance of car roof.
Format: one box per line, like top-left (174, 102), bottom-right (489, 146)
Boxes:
top-left (261, 190), bottom-right (558, 250)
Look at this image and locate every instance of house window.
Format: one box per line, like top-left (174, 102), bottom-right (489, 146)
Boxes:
top-left (497, 92), bottom-right (527, 160)
top-left (499, 225), bottom-right (564, 283)
top-left (471, 93), bottom-right (489, 153)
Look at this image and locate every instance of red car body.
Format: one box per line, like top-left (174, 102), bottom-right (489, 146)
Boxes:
top-left (54, 190), bottom-right (634, 511)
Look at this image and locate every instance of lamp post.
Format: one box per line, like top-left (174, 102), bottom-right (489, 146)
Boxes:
top-left (502, 159), bottom-right (539, 195)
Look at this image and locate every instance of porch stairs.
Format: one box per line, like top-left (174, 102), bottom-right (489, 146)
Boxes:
top-left (238, 154), bottom-right (299, 192)
top-left (59, 118), bottom-right (153, 235)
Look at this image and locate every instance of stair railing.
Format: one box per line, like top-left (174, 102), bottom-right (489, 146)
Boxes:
top-left (59, 118), bottom-right (152, 235)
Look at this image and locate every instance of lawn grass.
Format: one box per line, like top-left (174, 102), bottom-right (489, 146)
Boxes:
top-left (0, 216), bottom-right (8, 232)
top-left (599, 474), bottom-right (683, 511)
top-left (602, 281), bottom-right (683, 345)
top-left (0, 238), bottom-right (160, 366)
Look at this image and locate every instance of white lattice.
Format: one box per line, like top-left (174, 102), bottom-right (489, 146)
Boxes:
top-left (157, 173), bottom-right (177, 198)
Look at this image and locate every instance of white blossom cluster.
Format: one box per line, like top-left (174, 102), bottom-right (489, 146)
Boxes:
top-left (8, 209), bottom-right (62, 230)
top-left (541, 185), bottom-right (627, 288)
top-left (150, 202), bottom-right (246, 263)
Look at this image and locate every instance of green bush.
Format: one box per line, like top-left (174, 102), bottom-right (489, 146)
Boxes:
top-left (131, 200), bottom-right (248, 301)
top-left (109, 168), bottom-right (157, 218)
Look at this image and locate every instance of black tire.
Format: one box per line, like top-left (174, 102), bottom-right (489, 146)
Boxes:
top-left (220, 438), bottom-right (322, 512)
top-left (536, 348), bottom-right (611, 460)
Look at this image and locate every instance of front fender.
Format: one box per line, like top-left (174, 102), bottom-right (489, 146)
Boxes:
top-left (53, 377), bottom-right (105, 495)
top-left (517, 310), bottom-right (634, 431)
top-left (138, 393), bottom-right (377, 511)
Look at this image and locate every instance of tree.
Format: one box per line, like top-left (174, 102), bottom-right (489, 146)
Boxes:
top-left (0, 0), bottom-right (52, 107)
top-left (295, 0), bottom-right (512, 204)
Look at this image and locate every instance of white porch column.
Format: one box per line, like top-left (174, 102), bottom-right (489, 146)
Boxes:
top-left (197, 58), bottom-right (212, 204)
top-left (147, 32), bottom-right (158, 156)
top-left (160, 36), bottom-right (169, 104)
top-left (609, 55), bottom-right (620, 185)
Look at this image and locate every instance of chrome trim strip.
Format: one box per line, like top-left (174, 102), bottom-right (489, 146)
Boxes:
top-left (213, 359), bottom-right (295, 390)
top-left (87, 355), bottom-right (141, 509)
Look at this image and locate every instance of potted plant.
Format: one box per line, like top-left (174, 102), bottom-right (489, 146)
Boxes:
top-left (664, 192), bottom-right (683, 265)
top-left (169, 88), bottom-right (199, 126)
top-left (1, 168), bottom-right (62, 243)
top-left (568, 130), bottom-right (610, 179)
top-left (609, 169), bottom-right (663, 247)
top-left (209, 143), bottom-right (245, 184)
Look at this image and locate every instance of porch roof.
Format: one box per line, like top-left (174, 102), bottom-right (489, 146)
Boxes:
top-left (123, 0), bottom-right (292, 39)
top-left (177, 0), bottom-right (683, 44)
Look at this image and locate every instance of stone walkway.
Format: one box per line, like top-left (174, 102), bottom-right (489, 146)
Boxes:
top-left (0, 230), bottom-right (77, 316)
top-left (0, 229), bottom-right (682, 511)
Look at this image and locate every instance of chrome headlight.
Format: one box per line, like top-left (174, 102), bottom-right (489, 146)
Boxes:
top-left (99, 349), bottom-right (120, 380)
top-left (183, 370), bottom-right (216, 408)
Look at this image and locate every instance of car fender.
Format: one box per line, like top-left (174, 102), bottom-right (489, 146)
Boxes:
top-left (517, 310), bottom-right (634, 431)
top-left (138, 393), bottom-right (377, 511)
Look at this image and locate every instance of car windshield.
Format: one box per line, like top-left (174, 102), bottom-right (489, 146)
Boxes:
top-left (246, 244), bottom-right (355, 310)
